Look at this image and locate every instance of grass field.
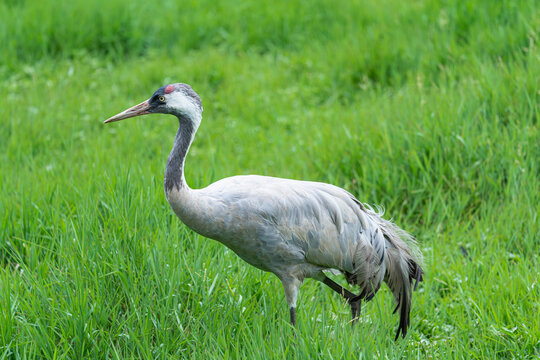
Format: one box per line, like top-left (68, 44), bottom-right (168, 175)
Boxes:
top-left (1, 0), bottom-right (539, 358)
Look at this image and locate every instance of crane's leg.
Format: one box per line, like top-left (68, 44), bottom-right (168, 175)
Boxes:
top-left (322, 276), bottom-right (362, 324)
top-left (280, 276), bottom-right (302, 327)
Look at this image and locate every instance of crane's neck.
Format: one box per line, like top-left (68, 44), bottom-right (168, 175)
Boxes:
top-left (164, 115), bottom-right (199, 193)
top-left (164, 112), bottom-right (217, 239)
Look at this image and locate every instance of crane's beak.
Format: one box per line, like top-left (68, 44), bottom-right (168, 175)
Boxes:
top-left (104, 100), bottom-right (151, 124)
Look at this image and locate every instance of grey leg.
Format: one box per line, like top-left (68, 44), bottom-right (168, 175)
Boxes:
top-left (281, 277), bottom-right (302, 327)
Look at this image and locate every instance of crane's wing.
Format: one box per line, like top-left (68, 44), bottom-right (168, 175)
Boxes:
top-left (199, 175), bottom-right (387, 280)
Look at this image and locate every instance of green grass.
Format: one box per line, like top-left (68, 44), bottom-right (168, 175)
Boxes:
top-left (1, 0), bottom-right (539, 358)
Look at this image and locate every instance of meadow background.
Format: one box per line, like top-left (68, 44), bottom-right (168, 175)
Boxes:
top-left (0, 0), bottom-right (539, 358)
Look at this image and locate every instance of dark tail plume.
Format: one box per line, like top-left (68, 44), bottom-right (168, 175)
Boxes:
top-left (360, 205), bottom-right (424, 340)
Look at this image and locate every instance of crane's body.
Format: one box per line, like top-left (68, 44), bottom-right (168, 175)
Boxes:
top-left (105, 83), bottom-right (424, 339)
top-left (168, 174), bottom-right (382, 281)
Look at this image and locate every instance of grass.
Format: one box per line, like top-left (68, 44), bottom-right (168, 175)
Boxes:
top-left (0, 0), bottom-right (539, 358)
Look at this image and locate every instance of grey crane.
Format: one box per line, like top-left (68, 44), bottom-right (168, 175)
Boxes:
top-left (105, 83), bottom-right (424, 339)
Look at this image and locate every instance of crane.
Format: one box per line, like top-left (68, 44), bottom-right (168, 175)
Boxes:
top-left (104, 83), bottom-right (424, 339)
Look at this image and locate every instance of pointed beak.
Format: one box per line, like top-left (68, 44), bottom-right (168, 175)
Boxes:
top-left (104, 100), bottom-right (151, 124)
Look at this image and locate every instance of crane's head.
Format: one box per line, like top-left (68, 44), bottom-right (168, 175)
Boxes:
top-left (104, 83), bottom-right (203, 125)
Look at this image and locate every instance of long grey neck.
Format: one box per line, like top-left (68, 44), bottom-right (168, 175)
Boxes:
top-left (164, 116), bottom-right (196, 193)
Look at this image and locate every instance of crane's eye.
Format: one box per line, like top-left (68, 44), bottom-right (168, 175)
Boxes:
top-left (158, 96), bottom-right (166, 102)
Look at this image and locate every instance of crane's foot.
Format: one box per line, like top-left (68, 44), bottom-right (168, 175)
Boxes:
top-left (350, 299), bottom-right (361, 325)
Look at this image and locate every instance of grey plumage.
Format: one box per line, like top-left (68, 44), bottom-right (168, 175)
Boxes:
top-left (105, 83), bottom-right (424, 339)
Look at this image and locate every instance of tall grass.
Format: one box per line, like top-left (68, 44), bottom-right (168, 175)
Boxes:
top-left (0, 0), bottom-right (539, 358)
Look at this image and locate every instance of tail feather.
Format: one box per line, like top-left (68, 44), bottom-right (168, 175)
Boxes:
top-left (386, 244), bottom-right (424, 340)
top-left (360, 205), bottom-right (424, 340)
